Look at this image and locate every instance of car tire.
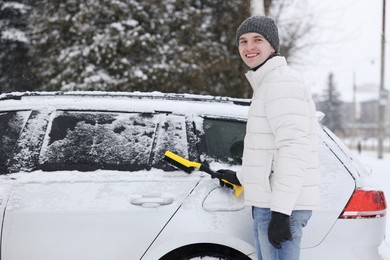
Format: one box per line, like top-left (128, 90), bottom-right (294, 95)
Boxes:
top-left (159, 243), bottom-right (251, 260)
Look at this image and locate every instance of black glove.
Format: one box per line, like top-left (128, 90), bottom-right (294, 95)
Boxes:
top-left (268, 211), bottom-right (292, 249)
top-left (216, 169), bottom-right (241, 185)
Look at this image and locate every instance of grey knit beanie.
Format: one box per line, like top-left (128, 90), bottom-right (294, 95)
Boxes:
top-left (236, 16), bottom-right (280, 53)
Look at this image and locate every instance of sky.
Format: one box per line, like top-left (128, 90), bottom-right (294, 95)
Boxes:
top-left (252, 0), bottom-right (390, 102)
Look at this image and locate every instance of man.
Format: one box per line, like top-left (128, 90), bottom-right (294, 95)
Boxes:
top-left (218, 16), bottom-right (320, 260)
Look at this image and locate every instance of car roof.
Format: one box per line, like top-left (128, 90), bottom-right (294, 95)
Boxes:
top-left (0, 91), bottom-right (250, 119)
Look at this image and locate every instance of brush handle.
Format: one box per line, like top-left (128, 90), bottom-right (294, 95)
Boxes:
top-left (199, 164), bottom-right (218, 178)
top-left (199, 164), bottom-right (243, 197)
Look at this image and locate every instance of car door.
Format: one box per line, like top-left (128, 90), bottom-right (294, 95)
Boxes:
top-left (1, 110), bottom-right (200, 260)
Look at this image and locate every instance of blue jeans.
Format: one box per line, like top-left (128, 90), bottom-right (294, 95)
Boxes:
top-left (252, 207), bottom-right (312, 260)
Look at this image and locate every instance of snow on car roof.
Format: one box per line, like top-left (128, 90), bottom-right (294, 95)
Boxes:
top-left (0, 91), bottom-right (250, 119)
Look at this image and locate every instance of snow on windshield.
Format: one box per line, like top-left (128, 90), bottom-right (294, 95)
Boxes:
top-left (3, 109), bottom-right (191, 173)
top-left (0, 111), bottom-right (30, 173)
top-left (7, 110), bottom-right (49, 173)
top-left (38, 111), bottom-right (189, 172)
top-left (40, 111), bottom-right (158, 171)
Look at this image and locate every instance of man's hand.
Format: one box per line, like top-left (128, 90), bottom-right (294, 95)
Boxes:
top-left (216, 169), bottom-right (241, 186)
top-left (268, 211), bottom-right (292, 249)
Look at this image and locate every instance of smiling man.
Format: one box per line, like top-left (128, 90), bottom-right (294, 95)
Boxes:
top-left (237, 16), bottom-right (280, 70)
top-left (217, 16), bottom-right (320, 260)
top-left (238, 32), bottom-right (275, 68)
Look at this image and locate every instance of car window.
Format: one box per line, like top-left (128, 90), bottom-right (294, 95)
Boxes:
top-left (202, 118), bottom-right (246, 165)
top-left (150, 113), bottom-right (192, 171)
top-left (38, 111), bottom-right (190, 172)
top-left (321, 126), bottom-right (368, 177)
top-left (0, 111), bottom-right (30, 174)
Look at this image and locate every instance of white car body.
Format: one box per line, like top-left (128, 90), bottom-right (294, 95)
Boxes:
top-left (0, 92), bottom-right (386, 260)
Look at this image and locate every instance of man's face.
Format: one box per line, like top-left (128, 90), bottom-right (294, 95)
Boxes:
top-left (238, 32), bottom-right (276, 68)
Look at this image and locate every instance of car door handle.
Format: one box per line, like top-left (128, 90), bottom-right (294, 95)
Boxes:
top-left (131, 196), bottom-right (174, 208)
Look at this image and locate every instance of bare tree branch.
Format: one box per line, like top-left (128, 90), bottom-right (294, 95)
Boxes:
top-left (260, 0), bottom-right (317, 64)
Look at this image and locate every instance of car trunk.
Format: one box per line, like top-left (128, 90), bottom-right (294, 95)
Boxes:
top-left (301, 130), bottom-right (356, 248)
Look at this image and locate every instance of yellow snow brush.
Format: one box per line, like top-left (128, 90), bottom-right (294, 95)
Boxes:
top-left (164, 150), bottom-right (243, 197)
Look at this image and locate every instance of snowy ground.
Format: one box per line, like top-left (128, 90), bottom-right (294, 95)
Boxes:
top-left (353, 150), bottom-right (390, 259)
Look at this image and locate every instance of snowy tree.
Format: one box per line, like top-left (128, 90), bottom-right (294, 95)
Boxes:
top-left (318, 72), bottom-right (344, 134)
top-left (27, 0), bottom-right (251, 97)
top-left (0, 0), bottom-right (38, 93)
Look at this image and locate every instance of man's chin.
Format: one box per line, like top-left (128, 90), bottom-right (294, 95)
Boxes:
top-left (246, 61), bottom-right (262, 69)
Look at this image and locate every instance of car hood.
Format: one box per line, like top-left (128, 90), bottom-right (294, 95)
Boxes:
top-left (0, 170), bottom-right (200, 260)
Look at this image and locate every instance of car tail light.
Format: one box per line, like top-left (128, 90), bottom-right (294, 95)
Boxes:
top-left (339, 189), bottom-right (387, 219)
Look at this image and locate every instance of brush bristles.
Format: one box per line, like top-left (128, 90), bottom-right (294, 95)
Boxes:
top-left (163, 156), bottom-right (194, 173)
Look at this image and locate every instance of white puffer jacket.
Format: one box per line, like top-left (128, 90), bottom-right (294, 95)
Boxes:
top-left (237, 56), bottom-right (320, 215)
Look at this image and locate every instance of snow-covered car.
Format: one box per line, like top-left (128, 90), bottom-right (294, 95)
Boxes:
top-left (0, 91), bottom-right (386, 260)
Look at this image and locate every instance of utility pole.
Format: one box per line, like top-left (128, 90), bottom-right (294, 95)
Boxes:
top-left (353, 72), bottom-right (357, 149)
top-left (378, 0), bottom-right (387, 159)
